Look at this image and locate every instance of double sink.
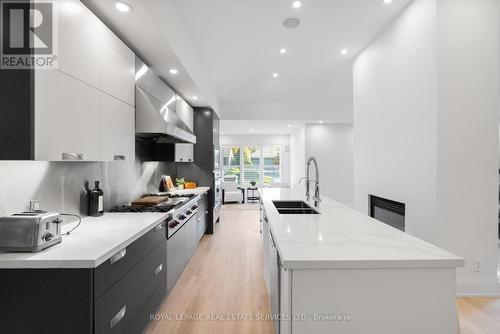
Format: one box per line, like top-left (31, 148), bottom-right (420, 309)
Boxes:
top-left (272, 200), bottom-right (319, 215)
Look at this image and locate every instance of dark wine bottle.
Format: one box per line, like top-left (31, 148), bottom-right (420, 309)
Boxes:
top-left (89, 181), bottom-right (104, 217)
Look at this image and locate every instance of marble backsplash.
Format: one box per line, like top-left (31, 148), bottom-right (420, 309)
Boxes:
top-left (0, 160), bottom-right (179, 219)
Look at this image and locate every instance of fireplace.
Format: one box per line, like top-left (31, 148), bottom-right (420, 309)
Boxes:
top-left (369, 195), bottom-right (406, 231)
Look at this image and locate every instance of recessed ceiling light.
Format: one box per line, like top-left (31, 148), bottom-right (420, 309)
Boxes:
top-left (341, 49), bottom-right (348, 55)
top-left (383, 0), bottom-right (393, 4)
top-left (283, 17), bottom-right (301, 29)
top-left (192, 96), bottom-right (199, 100)
top-left (280, 48), bottom-right (287, 54)
top-left (114, 1), bottom-right (131, 12)
top-left (273, 73), bottom-right (279, 78)
top-left (169, 68), bottom-right (178, 74)
top-left (287, 124), bottom-right (292, 127)
top-left (250, 129), bottom-right (254, 132)
top-left (292, 1), bottom-right (302, 9)
top-left (319, 120), bottom-right (324, 124)
top-left (279, 132), bottom-right (284, 135)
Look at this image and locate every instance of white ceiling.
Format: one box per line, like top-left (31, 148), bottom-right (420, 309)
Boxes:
top-left (221, 120), bottom-right (306, 135)
top-left (172, 0), bottom-right (412, 120)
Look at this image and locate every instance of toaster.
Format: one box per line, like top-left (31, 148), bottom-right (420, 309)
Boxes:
top-left (0, 211), bottom-right (62, 252)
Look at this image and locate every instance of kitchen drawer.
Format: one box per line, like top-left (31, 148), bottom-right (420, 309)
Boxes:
top-left (94, 240), bottom-right (167, 334)
top-left (125, 281), bottom-right (167, 334)
top-left (94, 220), bottom-right (166, 298)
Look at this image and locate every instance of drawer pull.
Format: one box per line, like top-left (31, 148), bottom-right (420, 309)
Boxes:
top-left (114, 155), bottom-right (126, 161)
top-left (109, 305), bottom-right (126, 329)
top-left (109, 248), bottom-right (127, 265)
top-left (154, 263), bottom-right (163, 276)
top-left (154, 223), bottom-right (164, 232)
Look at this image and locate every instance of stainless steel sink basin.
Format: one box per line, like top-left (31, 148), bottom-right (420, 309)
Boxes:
top-left (272, 201), bottom-right (319, 214)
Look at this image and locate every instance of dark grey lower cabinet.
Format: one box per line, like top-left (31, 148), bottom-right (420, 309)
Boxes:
top-left (185, 216), bottom-right (197, 260)
top-left (167, 225), bottom-right (186, 293)
top-left (196, 192), bottom-right (209, 242)
top-left (95, 240), bottom-right (167, 334)
top-left (0, 221), bottom-right (168, 334)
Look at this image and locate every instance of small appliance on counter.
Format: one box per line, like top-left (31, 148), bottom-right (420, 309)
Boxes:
top-left (0, 211), bottom-right (62, 252)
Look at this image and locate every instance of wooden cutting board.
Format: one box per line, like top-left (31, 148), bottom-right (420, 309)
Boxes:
top-left (131, 196), bottom-right (168, 206)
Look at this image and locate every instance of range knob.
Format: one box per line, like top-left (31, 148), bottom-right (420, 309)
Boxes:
top-left (169, 220), bottom-right (178, 228)
top-left (43, 232), bottom-right (54, 242)
top-left (185, 210), bottom-right (192, 215)
top-left (179, 215), bottom-right (186, 220)
top-left (192, 205), bottom-right (198, 210)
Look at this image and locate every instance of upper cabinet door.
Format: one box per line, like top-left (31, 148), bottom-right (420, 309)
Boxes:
top-left (100, 94), bottom-right (135, 162)
top-left (35, 70), bottom-right (100, 161)
top-left (99, 23), bottom-right (135, 106)
top-left (175, 96), bottom-right (194, 131)
top-left (57, 0), bottom-right (100, 88)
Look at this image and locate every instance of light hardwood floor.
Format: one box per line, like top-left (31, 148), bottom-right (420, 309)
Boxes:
top-left (146, 205), bottom-right (500, 334)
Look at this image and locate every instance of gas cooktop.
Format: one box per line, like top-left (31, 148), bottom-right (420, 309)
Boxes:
top-left (109, 205), bottom-right (176, 213)
top-left (145, 193), bottom-right (196, 199)
top-left (110, 193), bottom-right (196, 213)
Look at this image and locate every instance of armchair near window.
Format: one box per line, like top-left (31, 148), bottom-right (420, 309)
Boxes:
top-left (222, 181), bottom-right (245, 204)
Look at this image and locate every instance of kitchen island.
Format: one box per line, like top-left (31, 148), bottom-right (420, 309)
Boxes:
top-left (260, 188), bottom-right (464, 334)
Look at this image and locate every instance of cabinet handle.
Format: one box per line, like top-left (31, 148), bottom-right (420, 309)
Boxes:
top-left (154, 223), bottom-right (164, 232)
top-left (205, 210), bottom-right (209, 215)
top-left (154, 263), bottom-right (163, 276)
top-left (264, 217), bottom-right (268, 223)
top-left (110, 305), bottom-right (127, 329)
top-left (114, 155), bottom-right (126, 161)
top-left (62, 152), bottom-right (83, 160)
top-left (109, 248), bottom-right (127, 265)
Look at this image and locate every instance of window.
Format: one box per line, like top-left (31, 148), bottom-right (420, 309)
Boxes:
top-left (243, 146), bottom-right (260, 185)
top-left (222, 146), bottom-right (241, 183)
top-left (222, 145), bottom-right (282, 186)
top-left (263, 146), bottom-right (281, 185)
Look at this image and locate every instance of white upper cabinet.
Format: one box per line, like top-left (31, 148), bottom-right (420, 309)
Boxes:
top-left (175, 144), bottom-right (194, 163)
top-left (175, 96), bottom-right (194, 162)
top-left (99, 23), bottom-right (135, 106)
top-left (57, 0), bottom-right (101, 88)
top-left (35, 70), bottom-right (100, 161)
top-left (100, 94), bottom-right (135, 161)
top-left (175, 96), bottom-right (194, 130)
top-left (33, 0), bottom-right (135, 161)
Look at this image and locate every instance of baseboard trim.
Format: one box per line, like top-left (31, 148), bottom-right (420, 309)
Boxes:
top-left (456, 276), bottom-right (500, 297)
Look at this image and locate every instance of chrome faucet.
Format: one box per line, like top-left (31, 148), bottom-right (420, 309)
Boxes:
top-left (305, 157), bottom-right (321, 207)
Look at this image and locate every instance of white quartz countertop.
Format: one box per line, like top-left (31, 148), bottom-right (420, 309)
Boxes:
top-left (261, 188), bottom-right (464, 270)
top-left (0, 212), bottom-right (169, 269)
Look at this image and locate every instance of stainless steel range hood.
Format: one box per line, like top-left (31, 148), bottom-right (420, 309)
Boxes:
top-left (135, 57), bottom-right (196, 144)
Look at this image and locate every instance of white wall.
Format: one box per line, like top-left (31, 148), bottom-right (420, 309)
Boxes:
top-left (220, 134), bottom-right (291, 186)
top-left (305, 124), bottom-right (353, 207)
top-left (353, 0), bottom-right (500, 295)
top-left (435, 0), bottom-right (499, 294)
top-left (290, 125), bottom-right (306, 187)
top-left (353, 0), bottom-right (438, 241)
